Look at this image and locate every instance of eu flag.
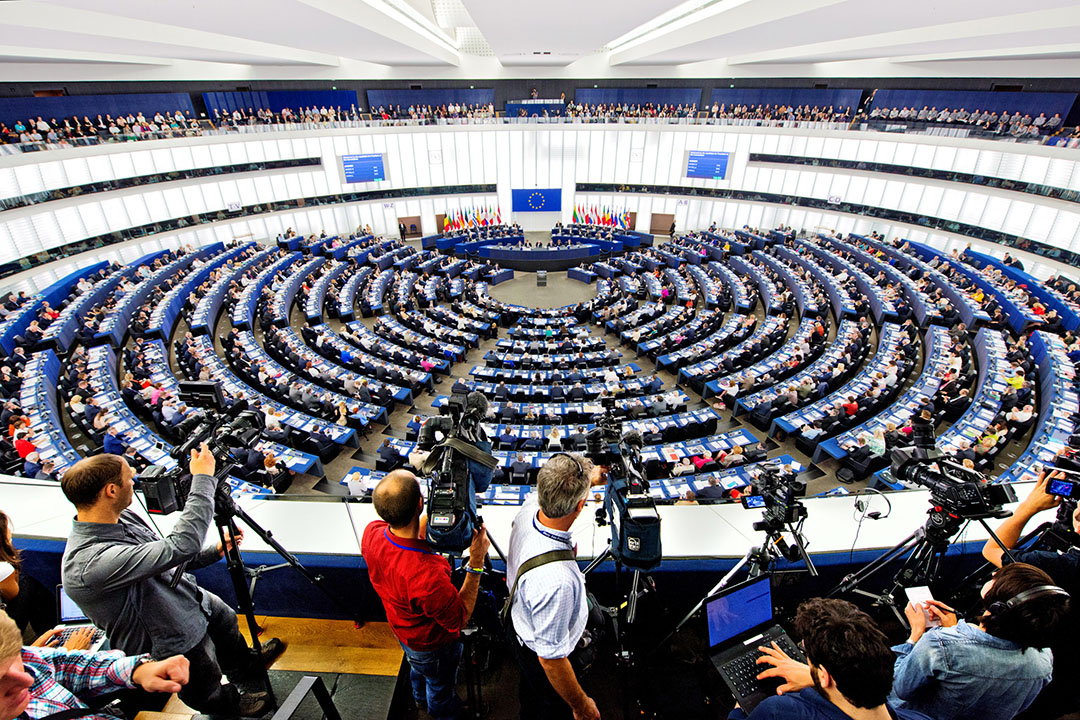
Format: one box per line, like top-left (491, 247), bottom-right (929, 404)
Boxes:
top-left (511, 188), bottom-right (562, 212)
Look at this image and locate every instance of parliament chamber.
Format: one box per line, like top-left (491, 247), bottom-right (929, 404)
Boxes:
top-left (1, 4), bottom-right (1080, 718)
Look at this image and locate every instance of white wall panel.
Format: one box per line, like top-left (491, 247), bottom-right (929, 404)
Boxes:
top-left (4, 124), bottom-right (1080, 278)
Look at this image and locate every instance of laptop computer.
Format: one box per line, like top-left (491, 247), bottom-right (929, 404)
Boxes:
top-left (706, 575), bottom-right (805, 714)
top-left (53, 585), bottom-right (107, 652)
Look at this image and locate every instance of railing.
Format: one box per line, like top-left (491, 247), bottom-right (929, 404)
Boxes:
top-left (270, 676), bottom-right (342, 720)
top-left (3, 114), bottom-right (1075, 157)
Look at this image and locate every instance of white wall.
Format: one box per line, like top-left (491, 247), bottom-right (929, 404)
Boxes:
top-left (2, 124), bottom-right (1080, 275)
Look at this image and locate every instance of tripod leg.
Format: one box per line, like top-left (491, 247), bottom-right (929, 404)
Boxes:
top-left (626, 571), bottom-right (641, 626)
top-left (828, 530), bottom-right (923, 597)
top-left (216, 517), bottom-right (276, 705)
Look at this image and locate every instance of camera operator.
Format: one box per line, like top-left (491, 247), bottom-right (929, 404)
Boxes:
top-left (730, 598), bottom-right (933, 720)
top-left (361, 469), bottom-right (490, 719)
top-left (980, 470), bottom-right (1080, 719)
top-left (505, 453), bottom-right (606, 720)
top-left (59, 446), bottom-right (283, 718)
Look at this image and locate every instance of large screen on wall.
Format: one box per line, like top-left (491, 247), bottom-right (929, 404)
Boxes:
top-left (341, 153), bottom-right (386, 183)
top-left (685, 151), bottom-right (731, 180)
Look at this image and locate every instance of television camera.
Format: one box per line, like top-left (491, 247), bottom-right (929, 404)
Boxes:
top-left (741, 459), bottom-right (815, 574)
top-left (587, 396), bottom-right (661, 572)
top-left (139, 382), bottom-right (265, 515)
top-left (418, 390), bottom-right (497, 553)
top-left (830, 439), bottom-right (1017, 620)
top-left (891, 446), bottom-right (1016, 521)
top-left (134, 381), bottom-right (361, 704)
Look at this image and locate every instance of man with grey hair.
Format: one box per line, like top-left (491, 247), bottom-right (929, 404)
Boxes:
top-left (506, 453), bottom-right (605, 720)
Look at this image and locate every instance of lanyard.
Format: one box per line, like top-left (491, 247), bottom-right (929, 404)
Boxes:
top-left (383, 529), bottom-right (436, 555)
top-left (532, 513), bottom-right (573, 548)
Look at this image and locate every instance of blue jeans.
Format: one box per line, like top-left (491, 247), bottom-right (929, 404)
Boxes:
top-left (399, 640), bottom-right (463, 719)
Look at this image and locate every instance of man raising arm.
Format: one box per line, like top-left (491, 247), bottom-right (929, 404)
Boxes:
top-left (361, 469), bottom-right (490, 719)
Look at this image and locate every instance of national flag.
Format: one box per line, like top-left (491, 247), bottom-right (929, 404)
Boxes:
top-left (443, 215), bottom-right (450, 232)
top-left (496, 206), bottom-right (502, 224)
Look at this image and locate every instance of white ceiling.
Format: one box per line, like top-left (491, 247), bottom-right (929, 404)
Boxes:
top-left (1, 0), bottom-right (1079, 81)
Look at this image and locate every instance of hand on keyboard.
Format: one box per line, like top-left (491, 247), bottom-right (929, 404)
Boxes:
top-left (58, 627), bottom-right (99, 651)
top-left (755, 641), bottom-right (813, 695)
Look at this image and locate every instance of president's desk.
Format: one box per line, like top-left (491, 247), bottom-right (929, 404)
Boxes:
top-left (5, 476), bottom-right (1040, 622)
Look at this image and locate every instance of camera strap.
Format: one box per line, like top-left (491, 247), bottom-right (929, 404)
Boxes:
top-left (499, 549), bottom-right (577, 626)
top-left (420, 437), bottom-right (498, 475)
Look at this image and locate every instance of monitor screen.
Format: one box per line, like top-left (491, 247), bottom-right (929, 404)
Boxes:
top-left (706, 576), bottom-right (772, 647)
top-left (342, 153), bottom-right (386, 183)
top-left (685, 150), bottom-right (731, 180)
top-left (58, 586), bottom-right (89, 623)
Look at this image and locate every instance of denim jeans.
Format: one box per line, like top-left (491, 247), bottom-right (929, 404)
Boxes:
top-left (399, 640), bottom-right (463, 720)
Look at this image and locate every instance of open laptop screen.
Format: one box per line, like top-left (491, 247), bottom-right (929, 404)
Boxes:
top-left (57, 585), bottom-right (89, 623)
top-left (706, 576), bottom-right (773, 648)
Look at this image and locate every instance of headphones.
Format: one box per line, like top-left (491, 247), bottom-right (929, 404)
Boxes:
top-left (853, 487), bottom-right (892, 521)
top-left (987, 585), bottom-right (1071, 617)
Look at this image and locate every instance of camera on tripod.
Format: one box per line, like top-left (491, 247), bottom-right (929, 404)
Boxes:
top-left (891, 446), bottom-right (1016, 520)
top-left (587, 397), bottom-right (661, 571)
top-left (420, 390), bottom-right (496, 553)
top-left (140, 382), bottom-right (265, 515)
top-left (746, 460), bottom-right (807, 533)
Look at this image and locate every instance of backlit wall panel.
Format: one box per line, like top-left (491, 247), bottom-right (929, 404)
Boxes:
top-left (4, 125), bottom-right (1080, 272)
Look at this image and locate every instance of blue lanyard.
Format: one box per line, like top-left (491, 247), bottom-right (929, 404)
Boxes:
top-left (532, 514), bottom-right (573, 548)
top-left (383, 529), bottom-right (436, 555)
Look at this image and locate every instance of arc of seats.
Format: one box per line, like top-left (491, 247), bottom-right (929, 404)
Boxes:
top-left (141, 338), bottom-right (319, 476)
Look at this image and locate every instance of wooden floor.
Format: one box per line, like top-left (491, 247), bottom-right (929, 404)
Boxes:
top-left (237, 615), bottom-right (403, 675)
top-left (137, 616), bottom-right (403, 720)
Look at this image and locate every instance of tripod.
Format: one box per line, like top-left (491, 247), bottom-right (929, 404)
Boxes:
top-left (211, 478), bottom-right (365, 704)
top-left (444, 507), bottom-right (506, 720)
top-left (581, 542), bottom-right (656, 720)
top-left (829, 507), bottom-right (1014, 624)
top-left (653, 518), bottom-right (814, 657)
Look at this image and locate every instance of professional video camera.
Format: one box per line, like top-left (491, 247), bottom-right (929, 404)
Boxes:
top-left (587, 397), bottom-right (661, 571)
top-left (745, 460), bottom-right (806, 532)
top-left (140, 382), bottom-right (265, 515)
top-left (418, 390), bottom-right (496, 553)
top-left (891, 446), bottom-right (1016, 520)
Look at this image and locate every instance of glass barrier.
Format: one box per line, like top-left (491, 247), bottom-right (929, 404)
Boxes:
top-left (749, 153), bottom-right (1080, 205)
top-left (0, 157), bottom-right (322, 213)
top-left (576, 182), bottom-right (1080, 267)
top-left (0, 182), bottom-right (496, 282)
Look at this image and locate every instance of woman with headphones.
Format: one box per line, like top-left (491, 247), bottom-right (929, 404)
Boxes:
top-left (890, 562), bottom-right (1070, 720)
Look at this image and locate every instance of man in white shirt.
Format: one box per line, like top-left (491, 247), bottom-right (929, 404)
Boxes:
top-left (506, 454), bottom-right (604, 720)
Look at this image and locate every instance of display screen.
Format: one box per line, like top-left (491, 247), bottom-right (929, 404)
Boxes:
top-left (59, 586), bottom-right (89, 623)
top-left (706, 576), bottom-right (772, 647)
top-left (342, 153), bottom-right (386, 183)
top-left (1048, 478), bottom-right (1080, 499)
top-left (686, 150), bottom-right (731, 180)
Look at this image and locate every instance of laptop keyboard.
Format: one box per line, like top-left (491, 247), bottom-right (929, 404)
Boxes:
top-left (722, 634), bottom-right (802, 698)
top-left (54, 625), bottom-right (105, 647)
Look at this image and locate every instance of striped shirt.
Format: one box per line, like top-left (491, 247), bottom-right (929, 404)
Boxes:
top-left (19, 645), bottom-right (147, 719)
top-left (506, 494), bottom-right (587, 660)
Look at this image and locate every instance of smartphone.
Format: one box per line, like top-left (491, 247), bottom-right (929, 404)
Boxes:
top-left (904, 585), bottom-right (941, 627)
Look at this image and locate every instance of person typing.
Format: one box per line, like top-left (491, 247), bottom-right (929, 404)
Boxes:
top-left (0, 608), bottom-right (191, 720)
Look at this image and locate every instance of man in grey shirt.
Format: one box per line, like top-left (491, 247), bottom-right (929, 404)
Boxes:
top-left (60, 446), bottom-right (282, 717)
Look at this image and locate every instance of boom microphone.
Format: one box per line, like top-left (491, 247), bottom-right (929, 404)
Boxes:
top-left (465, 390), bottom-right (489, 416)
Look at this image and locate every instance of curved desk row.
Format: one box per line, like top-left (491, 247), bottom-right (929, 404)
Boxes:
top-left (5, 476), bottom-right (1043, 620)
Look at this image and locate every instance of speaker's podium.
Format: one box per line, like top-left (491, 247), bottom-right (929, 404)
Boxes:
top-left (537, 270), bottom-right (547, 287)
